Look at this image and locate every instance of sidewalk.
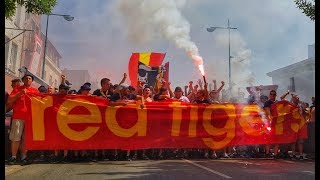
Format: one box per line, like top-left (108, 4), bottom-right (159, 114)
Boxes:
top-left (5, 165), bottom-right (27, 176)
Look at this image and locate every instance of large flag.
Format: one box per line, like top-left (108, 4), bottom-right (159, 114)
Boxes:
top-left (128, 52), bottom-right (166, 87)
top-left (28, 34), bottom-right (43, 76)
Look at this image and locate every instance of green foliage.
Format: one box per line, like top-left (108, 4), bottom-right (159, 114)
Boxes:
top-left (294, 0), bottom-right (315, 21)
top-left (5, 0), bottom-right (16, 18)
top-left (5, 0), bottom-right (57, 19)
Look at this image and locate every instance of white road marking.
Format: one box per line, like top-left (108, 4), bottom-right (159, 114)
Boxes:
top-left (301, 171), bottom-right (314, 174)
top-left (278, 160), bottom-right (295, 164)
top-left (236, 161), bottom-right (262, 166)
top-left (210, 159), bottom-right (262, 166)
top-left (183, 159), bottom-right (232, 179)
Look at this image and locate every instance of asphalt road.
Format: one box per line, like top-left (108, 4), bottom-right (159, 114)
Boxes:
top-left (5, 159), bottom-right (315, 180)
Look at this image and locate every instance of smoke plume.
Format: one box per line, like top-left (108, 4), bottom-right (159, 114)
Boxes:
top-left (210, 30), bottom-right (256, 94)
top-left (117, 0), bottom-right (204, 71)
top-left (117, 0), bottom-right (257, 93)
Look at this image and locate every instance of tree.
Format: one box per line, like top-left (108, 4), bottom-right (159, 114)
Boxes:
top-left (5, 0), bottom-right (57, 19)
top-left (294, 0), bottom-right (315, 21)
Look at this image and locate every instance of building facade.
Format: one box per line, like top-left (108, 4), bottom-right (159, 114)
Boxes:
top-left (40, 32), bottom-right (62, 88)
top-left (22, 13), bottom-right (43, 77)
top-left (5, 4), bottom-right (63, 92)
top-left (5, 5), bottom-right (26, 92)
top-left (267, 45), bottom-right (315, 104)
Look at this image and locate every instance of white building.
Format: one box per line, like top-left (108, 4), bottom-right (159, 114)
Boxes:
top-left (5, 5), bottom-right (26, 92)
top-left (5, 4), bottom-right (63, 91)
top-left (40, 32), bottom-right (62, 88)
top-left (267, 44), bottom-right (315, 104)
top-left (308, 44), bottom-right (315, 59)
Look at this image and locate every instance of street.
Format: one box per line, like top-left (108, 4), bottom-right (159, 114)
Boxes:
top-left (5, 158), bottom-right (315, 180)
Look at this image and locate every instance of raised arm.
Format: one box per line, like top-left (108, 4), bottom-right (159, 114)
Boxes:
top-left (184, 85), bottom-right (188, 96)
top-left (154, 78), bottom-right (160, 93)
top-left (209, 83), bottom-right (212, 92)
top-left (280, 90), bottom-right (290, 100)
top-left (166, 82), bottom-right (174, 98)
top-left (212, 80), bottom-right (217, 91)
top-left (61, 75), bottom-right (66, 85)
top-left (114, 73), bottom-right (127, 93)
top-left (203, 83), bottom-right (209, 100)
top-left (194, 84), bottom-right (199, 93)
top-left (198, 79), bottom-right (203, 90)
top-left (216, 81), bottom-right (225, 93)
top-left (135, 95), bottom-right (145, 109)
top-left (136, 80), bottom-right (144, 95)
top-left (119, 73), bottom-right (127, 85)
top-left (188, 81), bottom-right (193, 95)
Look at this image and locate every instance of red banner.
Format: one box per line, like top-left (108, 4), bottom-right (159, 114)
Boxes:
top-left (24, 93), bottom-right (307, 150)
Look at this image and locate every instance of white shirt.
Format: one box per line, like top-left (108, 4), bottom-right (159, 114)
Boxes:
top-left (174, 96), bottom-right (190, 103)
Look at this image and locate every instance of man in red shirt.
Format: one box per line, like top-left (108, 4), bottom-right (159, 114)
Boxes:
top-left (6, 79), bottom-right (22, 113)
top-left (7, 74), bottom-right (39, 165)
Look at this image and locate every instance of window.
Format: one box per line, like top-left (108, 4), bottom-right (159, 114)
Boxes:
top-left (47, 49), bottom-right (51, 59)
top-left (9, 43), bottom-right (18, 72)
top-left (36, 25), bottom-right (40, 36)
top-left (54, 56), bottom-right (57, 65)
top-left (15, 5), bottom-right (22, 27)
top-left (28, 33), bottom-right (32, 42)
top-left (290, 77), bottom-right (295, 92)
top-left (31, 20), bottom-right (36, 32)
top-left (5, 36), bottom-right (10, 63)
top-left (49, 75), bottom-right (53, 85)
top-left (43, 71), bottom-right (47, 80)
top-left (25, 13), bottom-right (30, 21)
top-left (36, 44), bottom-right (41, 54)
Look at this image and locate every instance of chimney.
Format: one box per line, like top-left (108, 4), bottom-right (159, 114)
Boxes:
top-left (308, 44), bottom-right (315, 59)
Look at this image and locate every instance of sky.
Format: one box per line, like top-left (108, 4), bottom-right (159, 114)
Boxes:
top-left (42, 0), bottom-right (315, 92)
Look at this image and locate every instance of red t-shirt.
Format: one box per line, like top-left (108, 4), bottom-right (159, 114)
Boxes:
top-left (10, 85), bottom-right (39, 120)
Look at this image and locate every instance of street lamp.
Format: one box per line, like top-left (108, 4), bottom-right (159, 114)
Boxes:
top-left (207, 19), bottom-right (237, 91)
top-left (41, 13), bottom-right (74, 80)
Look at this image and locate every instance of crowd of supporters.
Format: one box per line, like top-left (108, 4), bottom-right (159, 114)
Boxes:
top-left (5, 73), bottom-right (315, 165)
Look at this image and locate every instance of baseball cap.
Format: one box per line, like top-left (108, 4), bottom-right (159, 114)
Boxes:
top-left (119, 84), bottom-right (129, 90)
top-left (38, 85), bottom-right (47, 93)
top-left (21, 74), bottom-right (34, 81)
top-left (174, 87), bottom-right (183, 92)
top-left (80, 83), bottom-right (91, 90)
top-left (159, 87), bottom-right (168, 93)
top-left (59, 84), bottom-right (70, 90)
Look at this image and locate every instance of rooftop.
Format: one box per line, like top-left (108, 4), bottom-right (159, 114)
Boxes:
top-left (267, 58), bottom-right (315, 77)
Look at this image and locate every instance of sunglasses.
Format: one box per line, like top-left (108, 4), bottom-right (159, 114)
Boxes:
top-left (270, 93), bottom-right (276, 96)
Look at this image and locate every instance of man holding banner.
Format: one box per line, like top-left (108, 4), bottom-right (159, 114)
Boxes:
top-left (7, 74), bottom-right (39, 165)
top-left (264, 90), bottom-right (278, 158)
